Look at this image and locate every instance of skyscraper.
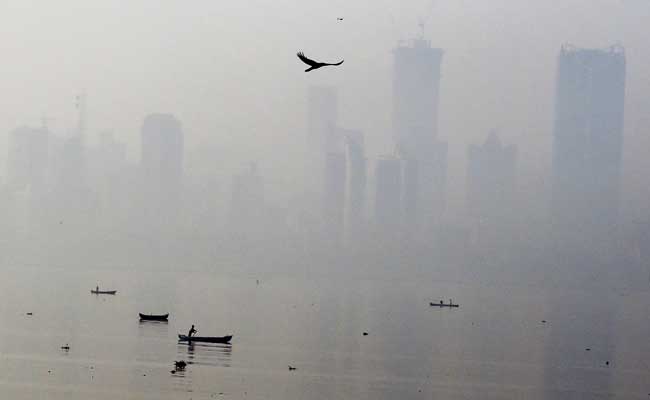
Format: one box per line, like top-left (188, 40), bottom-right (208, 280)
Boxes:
top-left (392, 39), bottom-right (447, 227)
top-left (551, 44), bottom-right (626, 236)
top-left (344, 129), bottom-right (366, 241)
top-left (140, 113), bottom-right (184, 228)
top-left (323, 152), bottom-right (347, 244)
top-left (467, 131), bottom-right (517, 223)
top-left (7, 126), bottom-right (50, 190)
top-left (306, 86), bottom-right (340, 199)
top-left (393, 39), bottom-right (443, 149)
top-left (374, 156), bottom-right (402, 231)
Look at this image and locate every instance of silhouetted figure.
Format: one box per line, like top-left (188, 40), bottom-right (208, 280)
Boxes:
top-left (440, 300), bottom-right (443, 306)
top-left (188, 325), bottom-right (197, 338)
top-left (96, 285), bottom-right (99, 292)
top-left (297, 52), bottom-right (344, 72)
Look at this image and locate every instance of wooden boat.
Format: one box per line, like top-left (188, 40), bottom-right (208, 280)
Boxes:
top-left (178, 334), bottom-right (233, 344)
top-left (430, 302), bottom-right (459, 308)
top-left (139, 313), bottom-right (169, 321)
top-left (91, 289), bottom-right (117, 295)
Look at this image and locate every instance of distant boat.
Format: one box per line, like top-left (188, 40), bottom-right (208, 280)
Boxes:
top-left (430, 302), bottom-right (459, 308)
top-left (91, 289), bottom-right (117, 295)
top-left (178, 334), bottom-right (232, 344)
top-left (139, 313), bottom-right (169, 321)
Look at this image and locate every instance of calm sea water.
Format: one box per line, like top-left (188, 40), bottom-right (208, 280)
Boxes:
top-left (1, 264), bottom-right (649, 399)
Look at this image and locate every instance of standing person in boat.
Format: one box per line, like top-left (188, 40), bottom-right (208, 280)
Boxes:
top-left (96, 285), bottom-right (99, 293)
top-left (188, 324), bottom-right (197, 338)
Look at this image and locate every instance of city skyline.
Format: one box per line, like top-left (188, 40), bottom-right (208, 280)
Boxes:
top-left (1, 41), bottom-right (643, 234)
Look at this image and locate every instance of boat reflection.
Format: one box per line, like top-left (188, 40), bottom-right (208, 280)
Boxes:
top-left (138, 319), bottom-right (169, 325)
top-left (177, 342), bottom-right (232, 368)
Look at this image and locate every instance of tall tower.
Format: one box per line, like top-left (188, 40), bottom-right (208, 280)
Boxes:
top-left (306, 86), bottom-right (340, 199)
top-left (392, 39), bottom-right (447, 228)
top-left (467, 131), bottom-right (517, 223)
top-left (140, 113), bottom-right (184, 229)
top-left (551, 44), bottom-right (626, 237)
top-left (7, 126), bottom-right (50, 190)
top-left (374, 156), bottom-right (402, 231)
top-left (323, 152), bottom-right (347, 245)
top-left (344, 129), bottom-right (366, 241)
top-left (393, 39), bottom-right (443, 154)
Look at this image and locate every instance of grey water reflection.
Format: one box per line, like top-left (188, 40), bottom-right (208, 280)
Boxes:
top-left (178, 342), bottom-right (232, 368)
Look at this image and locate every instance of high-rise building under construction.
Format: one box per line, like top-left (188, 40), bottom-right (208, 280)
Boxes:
top-left (551, 44), bottom-right (626, 237)
top-left (392, 39), bottom-right (447, 228)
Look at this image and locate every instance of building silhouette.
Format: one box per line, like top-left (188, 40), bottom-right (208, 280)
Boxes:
top-left (306, 86), bottom-right (340, 193)
top-left (467, 131), bottom-right (517, 224)
top-left (551, 44), bottom-right (626, 238)
top-left (140, 113), bottom-right (184, 230)
top-left (374, 155), bottom-right (402, 231)
top-left (392, 39), bottom-right (447, 228)
top-left (322, 152), bottom-right (347, 245)
top-left (5, 126), bottom-right (50, 234)
top-left (7, 126), bottom-right (50, 191)
top-left (344, 129), bottom-right (367, 242)
top-left (393, 39), bottom-right (443, 146)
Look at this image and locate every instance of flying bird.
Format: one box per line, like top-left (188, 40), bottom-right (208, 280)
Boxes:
top-left (297, 52), bottom-right (344, 72)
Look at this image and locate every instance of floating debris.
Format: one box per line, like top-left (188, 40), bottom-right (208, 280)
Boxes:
top-left (288, 365), bottom-right (297, 371)
top-left (61, 344), bottom-right (70, 351)
top-left (26, 312), bottom-right (33, 316)
top-left (362, 332), bottom-right (368, 336)
top-left (174, 360), bottom-right (187, 370)
top-left (585, 348), bottom-right (591, 351)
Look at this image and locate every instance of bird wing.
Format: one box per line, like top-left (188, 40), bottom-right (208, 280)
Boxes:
top-left (325, 60), bottom-right (344, 66)
top-left (297, 52), bottom-right (318, 67)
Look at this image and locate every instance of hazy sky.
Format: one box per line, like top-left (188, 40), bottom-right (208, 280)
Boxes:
top-left (1, 0), bottom-right (649, 215)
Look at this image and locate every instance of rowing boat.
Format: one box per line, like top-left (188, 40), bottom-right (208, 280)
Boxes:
top-left (139, 313), bottom-right (169, 321)
top-left (91, 289), bottom-right (117, 295)
top-left (178, 334), bottom-right (232, 344)
top-left (430, 302), bottom-right (459, 308)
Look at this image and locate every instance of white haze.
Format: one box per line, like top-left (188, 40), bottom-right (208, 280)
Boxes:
top-left (0, 0), bottom-right (649, 254)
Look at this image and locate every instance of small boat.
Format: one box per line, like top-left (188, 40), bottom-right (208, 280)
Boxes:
top-left (178, 334), bottom-right (233, 344)
top-left (139, 313), bottom-right (169, 321)
top-left (430, 302), bottom-right (459, 308)
top-left (91, 289), bottom-right (117, 295)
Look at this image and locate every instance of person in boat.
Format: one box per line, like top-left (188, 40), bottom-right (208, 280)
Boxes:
top-left (96, 285), bottom-right (99, 293)
top-left (439, 300), bottom-right (443, 306)
top-left (188, 324), bottom-right (197, 338)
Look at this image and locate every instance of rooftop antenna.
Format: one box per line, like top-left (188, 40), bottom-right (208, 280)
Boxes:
top-left (417, 17), bottom-right (425, 40)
